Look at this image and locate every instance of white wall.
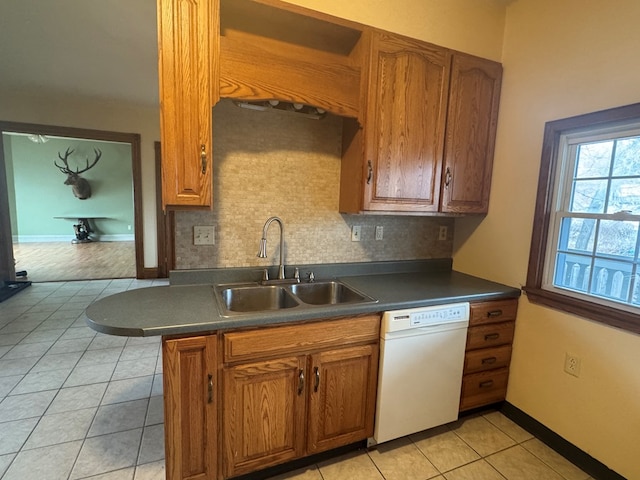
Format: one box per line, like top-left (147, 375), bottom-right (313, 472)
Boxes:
top-left (0, 89), bottom-right (160, 268)
top-left (453, 1), bottom-right (640, 478)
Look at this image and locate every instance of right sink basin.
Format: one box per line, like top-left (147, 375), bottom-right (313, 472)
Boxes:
top-left (290, 281), bottom-right (374, 305)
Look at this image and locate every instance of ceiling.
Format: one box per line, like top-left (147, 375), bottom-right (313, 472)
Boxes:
top-left (0, 0), bottom-right (159, 108)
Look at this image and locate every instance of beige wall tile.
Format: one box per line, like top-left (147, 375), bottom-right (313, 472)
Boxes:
top-left (174, 100), bottom-right (453, 270)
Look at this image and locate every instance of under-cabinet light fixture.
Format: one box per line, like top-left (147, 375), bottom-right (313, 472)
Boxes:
top-left (233, 100), bottom-right (327, 119)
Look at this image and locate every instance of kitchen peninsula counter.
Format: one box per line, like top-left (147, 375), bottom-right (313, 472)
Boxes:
top-left (85, 260), bottom-right (521, 337)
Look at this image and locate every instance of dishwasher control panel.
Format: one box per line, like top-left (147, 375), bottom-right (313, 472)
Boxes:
top-left (382, 302), bottom-right (470, 333)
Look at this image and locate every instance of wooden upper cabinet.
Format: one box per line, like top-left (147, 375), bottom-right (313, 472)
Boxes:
top-left (157, 0), bottom-right (218, 209)
top-left (360, 32), bottom-right (451, 213)
top-left (441, 53), bottom-right (502, 214)
top-left (163, 335), bottom-right (217, 480)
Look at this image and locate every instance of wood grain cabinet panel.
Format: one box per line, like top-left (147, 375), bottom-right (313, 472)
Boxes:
top-left (361, 32), bottom-right (451, 212)
top-left (441, 53), bottom-right (502, 214)
top-left (222, 356), bottom-right (307, 478)
top-left (157, 0), bottom-right (218, 209)
top-left (307, 344), bottom-right (378, 454)
top-left (163, 335), bottom-right (217, 480)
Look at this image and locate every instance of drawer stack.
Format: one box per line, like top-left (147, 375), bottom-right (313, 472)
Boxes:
top-left (459, 298), bottom-right (518, 411)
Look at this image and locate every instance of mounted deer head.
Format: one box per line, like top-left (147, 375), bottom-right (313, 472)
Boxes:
top-left (54, 147), bottom-right (101, 200)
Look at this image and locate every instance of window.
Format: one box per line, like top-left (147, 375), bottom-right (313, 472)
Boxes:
top-left (526, 103), bottom-right (640, 334)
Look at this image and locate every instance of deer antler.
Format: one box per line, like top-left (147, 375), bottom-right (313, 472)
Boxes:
top-left (54, 147), bottom-right (75, 173)
top-left (75, 148), bottom-right (102, 174)
top-left (54, 148), bottom-right (102, 174)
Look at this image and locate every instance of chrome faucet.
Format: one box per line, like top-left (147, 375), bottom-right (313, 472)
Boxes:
top-left (257, 216), bottom-right (286, 280)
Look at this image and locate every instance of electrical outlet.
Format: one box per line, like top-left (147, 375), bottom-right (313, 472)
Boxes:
top-left (438, 226), bottom-right (448, 241)
top-left (351, 225), bottom-right (362, 242)
top-left (564, 353), bottom-right (581, 377)
top-left (375, 226), bottom-right (384, 241)
top-left (194, 225), bottom-right (215, 245)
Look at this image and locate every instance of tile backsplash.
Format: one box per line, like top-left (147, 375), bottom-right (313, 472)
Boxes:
top-left (173, 100), bottom-right (453, 270)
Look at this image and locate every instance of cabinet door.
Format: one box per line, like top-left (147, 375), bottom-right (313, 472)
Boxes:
top-left (157, 0), bottom-right (218, 208)
top-left (363, 32), bottom-right (451, 212)
top-left (222, 356), bottom-right (307, 478)
top-left (163, 335), bottom-right (217, 480)
top-left (441, 53), bottom-right (502, 214)
top-left (307, 344), bottom-right (378, 454)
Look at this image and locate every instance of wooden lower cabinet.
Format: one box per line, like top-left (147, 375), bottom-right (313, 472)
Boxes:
top-left (222, 356), bottom-right (307, 478)
top-left (459, 299), bottom-right (518, 412)
top-left (163, 316), bottom-right (380, 480)
top-left (222, 315), bottom-right (380, 479)
top-left (307, 345), bottom-right (378, 454)
top-left (163, 335), bottom-right (217, 480)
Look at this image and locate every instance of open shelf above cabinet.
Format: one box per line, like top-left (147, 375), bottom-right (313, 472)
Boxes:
top-left (218, 0), bottom-right (368, 119)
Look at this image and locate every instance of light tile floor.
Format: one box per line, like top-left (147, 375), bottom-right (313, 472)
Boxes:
top-left (0, 280), bottom-right (593, 480)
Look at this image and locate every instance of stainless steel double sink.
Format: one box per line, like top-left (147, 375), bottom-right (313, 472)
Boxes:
top-left (214, 280), bottom-right (377, 316)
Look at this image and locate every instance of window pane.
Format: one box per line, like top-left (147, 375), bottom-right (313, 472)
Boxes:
top-left (570, 179), bottom-right (607, 213)
top-left (553, 252), bottom-right (591, 292)
top-left (558, 217), bottom-right (595, 253)
top-left (595, 220), bottom-right (638, 258)
top-left (612, 137), bottom-right (640, 177)
top-left (607, 179), bottom-right (640, 214)
top-left (575, 141), bottom-right (613, 178)
top-left (590, 258), bottom-right (632, 301)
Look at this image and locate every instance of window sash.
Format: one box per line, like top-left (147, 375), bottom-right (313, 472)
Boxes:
top-left (525, 102), bottom-right (640, 334)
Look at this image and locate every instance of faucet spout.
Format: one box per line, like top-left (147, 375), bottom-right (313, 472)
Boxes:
top-left (257, 216), bottom-right (285, 279)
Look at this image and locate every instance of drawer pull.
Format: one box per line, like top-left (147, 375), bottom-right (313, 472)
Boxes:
top-left (479, 380), bottom-right (494, 388)
top-left (314, 366), bottom-right (320, 392)
top-left (298, 369), bottom-right (305, 395)
top-left (481, 356), bottom-right (497, 365)
top-left (487, 310), bottom-right (503, 318)
top-left (207, 374), bottom-right (213, 404)
top-left (484, 333), bottom-right (500, 341)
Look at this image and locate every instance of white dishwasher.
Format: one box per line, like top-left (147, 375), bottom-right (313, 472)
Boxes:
top-left (370, 302), bottom-right (470, 446)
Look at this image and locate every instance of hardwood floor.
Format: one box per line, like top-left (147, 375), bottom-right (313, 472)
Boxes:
top-left (12, 241), bottom-right (136, 282)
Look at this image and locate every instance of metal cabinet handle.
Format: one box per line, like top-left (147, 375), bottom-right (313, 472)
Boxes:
top-left (314, 366), bottom-right (320, 392)
top-left (487, 310), bottom-right (503, 318)
top-left (366, 160), bottom-right (373, 184)
top-left (200, 144), bottom-right (207, 174)
top-left (479, 380), bottom-right (494, 388)
top-left (481, 356), bottom-right (497, 365)
top-left (444, 167), bottom-right (452, 187)
top-left (298, 369), bottom-right (305, 395)
top-left (207, 374), bottom-right (213, 404)
top-left (484, 333), bottom-right (500, 341)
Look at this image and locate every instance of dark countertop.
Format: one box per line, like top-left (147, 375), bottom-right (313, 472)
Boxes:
top-left (85, 260), bottom-right (521, 337)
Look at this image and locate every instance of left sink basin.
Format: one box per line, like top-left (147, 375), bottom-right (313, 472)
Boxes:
top-left (216, 285), bottom-right (300, 314)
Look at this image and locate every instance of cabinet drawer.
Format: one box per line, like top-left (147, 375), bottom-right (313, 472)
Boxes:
top-left (223, 315), bottom-right (380, 363)
top-left (469, 299), bottom-right (518, 326)
top-left (463, 345), bottom-right (512, 374)
top-left (459, 368), bottom-right (509, 411)
top-left (466, 321), bottom-right (514, 350)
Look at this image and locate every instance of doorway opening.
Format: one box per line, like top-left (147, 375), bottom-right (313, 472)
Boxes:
top-left (0, 121), bottom-right (144, 283)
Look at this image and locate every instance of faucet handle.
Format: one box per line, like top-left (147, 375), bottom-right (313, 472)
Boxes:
top-left (262, 269), bottom-right (269, 282)
top-left (294, 268), bottom-right (300, 281)
top-left (307, 271), bottom-right (315, 283)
